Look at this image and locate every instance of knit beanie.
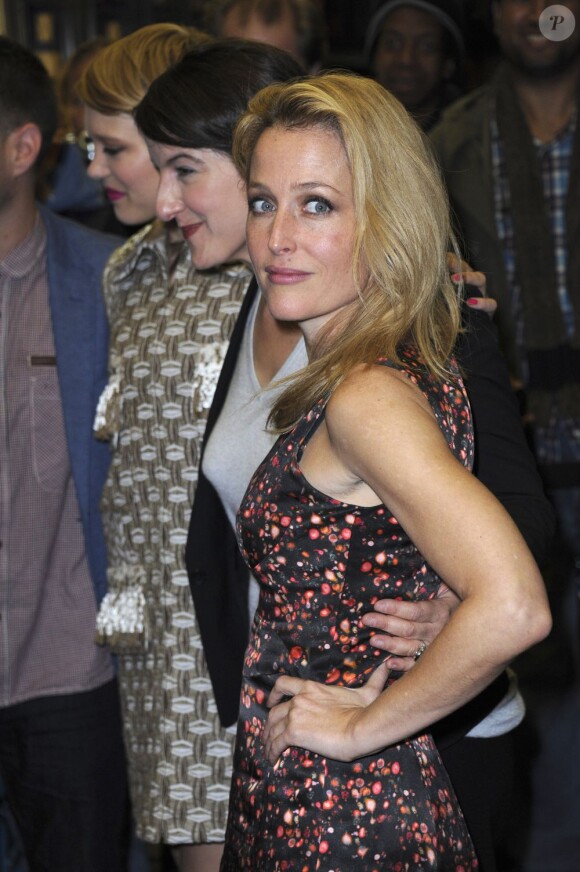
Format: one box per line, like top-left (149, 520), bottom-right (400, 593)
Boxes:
top-left (365, 0), bottom-right (466, 63)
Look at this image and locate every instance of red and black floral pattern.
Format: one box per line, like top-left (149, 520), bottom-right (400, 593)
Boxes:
top-left (222, 347), bottom-right (478, 871)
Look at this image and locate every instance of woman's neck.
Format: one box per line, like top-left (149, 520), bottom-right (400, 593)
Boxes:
top-left (252, 295), bottom-right (302, 389)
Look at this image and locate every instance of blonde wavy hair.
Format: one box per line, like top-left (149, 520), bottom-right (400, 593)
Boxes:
top-left (77, 23), bottom-right (212, 115)
top-left (233, 72), bottom-right (463, 431)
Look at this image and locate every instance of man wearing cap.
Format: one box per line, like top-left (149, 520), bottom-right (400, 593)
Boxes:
top-left (365, 0), bottom-right (465, 130)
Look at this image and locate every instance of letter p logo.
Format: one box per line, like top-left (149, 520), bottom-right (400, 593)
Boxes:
top-left (539, 5), bottom-right (576, 40)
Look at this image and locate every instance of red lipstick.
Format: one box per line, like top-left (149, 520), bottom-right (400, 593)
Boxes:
top-left (180, 223), bottom-right (202, 241)
top-left (105, 188), bottom-right (125, 202)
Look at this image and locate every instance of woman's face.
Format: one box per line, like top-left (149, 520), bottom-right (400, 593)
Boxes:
top-left (148, 141), bottom-right (249, 270)
top-left (85, 108), bottom-right (159, 226)
top-left (246, 124), bottom-right (360, 344)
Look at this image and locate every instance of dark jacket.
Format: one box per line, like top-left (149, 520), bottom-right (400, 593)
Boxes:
top-left (430, 79), bottom-right (580, 486)
top-left (430, 83), bottom-right (522, 381)
top-left (42, 204), bottom-right (121, 605)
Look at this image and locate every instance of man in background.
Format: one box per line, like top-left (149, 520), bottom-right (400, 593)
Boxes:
top-left (430, 0), bottom-right (580, 865)
top-left (365, 0), bottom-right (465, 130)
top-left (0, 36), bottom-right (128, 872)
top-left (203, 0), bottom-right (327, 71)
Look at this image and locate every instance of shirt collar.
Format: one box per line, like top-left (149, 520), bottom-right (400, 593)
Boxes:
top-left (0, 212), bottom-right (46, 280)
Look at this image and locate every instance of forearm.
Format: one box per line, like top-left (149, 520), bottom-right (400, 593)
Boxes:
top-left (352, 590), bottom-right (549, 756)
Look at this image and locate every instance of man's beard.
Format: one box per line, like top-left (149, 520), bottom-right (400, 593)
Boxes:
top-left (504, 40), bottom-right (580, 81)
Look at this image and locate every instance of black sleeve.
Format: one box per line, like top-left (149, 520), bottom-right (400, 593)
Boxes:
top-left (185, 281), bottom-right (258, 728)
top-left (456, 303), bottom-right (556, 566)
top-left (186, 470), bottom-right (249, 728)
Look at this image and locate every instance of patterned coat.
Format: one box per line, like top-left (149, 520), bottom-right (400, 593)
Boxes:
top-left (95, 220), bottom-right (252, 843)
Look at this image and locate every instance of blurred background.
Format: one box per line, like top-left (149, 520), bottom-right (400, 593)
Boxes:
top-left (0, 0), bottom-right (497, 84)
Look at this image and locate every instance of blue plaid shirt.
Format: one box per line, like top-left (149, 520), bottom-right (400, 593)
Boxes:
top-left (491, 112), bottom-right (580, 465)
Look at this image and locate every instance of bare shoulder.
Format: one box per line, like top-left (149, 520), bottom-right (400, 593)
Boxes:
top-left (327, 363), bottom-right (434, 438)
top-left (324, 362), bottom-right (453, 493)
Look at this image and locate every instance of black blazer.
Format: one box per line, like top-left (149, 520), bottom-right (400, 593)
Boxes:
top-left (186, 279), bottom-right (555, 732)
top-left (185, 280), bottom-right (259, 727)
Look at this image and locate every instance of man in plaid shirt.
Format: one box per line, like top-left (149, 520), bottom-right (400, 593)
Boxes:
top-left (430, 0), bottom-right (580, 865)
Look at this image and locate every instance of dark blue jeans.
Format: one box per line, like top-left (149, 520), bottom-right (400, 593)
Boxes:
top-left (0, 679), bottom-right (129, 872)
top-left (0, 778), bottom-right (26, 872)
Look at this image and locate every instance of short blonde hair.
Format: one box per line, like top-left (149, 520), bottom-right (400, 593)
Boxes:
top-left (77, 23), bottom-right (212, 115)
top-left (233, 72), bottom-right (462, 430)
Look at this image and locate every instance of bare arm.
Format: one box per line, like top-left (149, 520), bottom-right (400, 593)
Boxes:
top-left (361, 256), bottom-right (490, 672)
top-left (263, 365), bottom-right (551, 764)
top-left (362, 257), bottom-right (553, 668)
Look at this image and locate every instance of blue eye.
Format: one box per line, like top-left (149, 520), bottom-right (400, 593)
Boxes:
top-left (304, 197), bottom-right (332, 215)
top-left (249, 197), bottom-right (275, 214)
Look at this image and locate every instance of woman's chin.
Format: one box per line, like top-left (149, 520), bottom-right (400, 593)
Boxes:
top-left (114, 206), bottom-right (155, 227)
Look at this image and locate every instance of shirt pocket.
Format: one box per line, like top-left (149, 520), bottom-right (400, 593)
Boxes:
top-left (29, 358), bottom-right (69, 492)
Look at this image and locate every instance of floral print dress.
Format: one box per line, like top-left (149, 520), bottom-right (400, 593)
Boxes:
top-left (222, 347), bottom-right (478, 870)
top-left (94, 222), bottom-right (252, 844)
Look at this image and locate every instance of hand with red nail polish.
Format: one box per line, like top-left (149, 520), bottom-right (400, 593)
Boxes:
top-left (447, 252), bottom-right (497, 317)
